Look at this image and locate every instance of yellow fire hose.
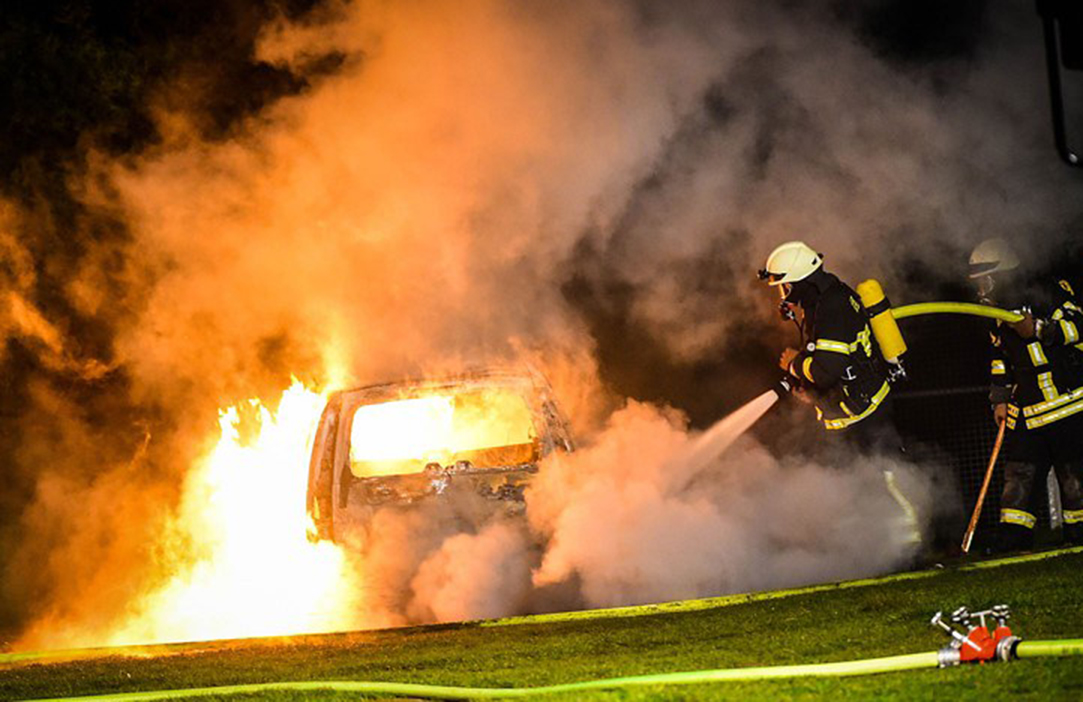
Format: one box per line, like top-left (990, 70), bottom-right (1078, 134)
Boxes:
top-left (891, 302), bottom-right (1024, 323)
top-left (20, 640), bottom-right (1083, 701)
top-left (1015, 639), bottom-right (1083, 658)
top-left (856, 281), bottom-right (1023, 368)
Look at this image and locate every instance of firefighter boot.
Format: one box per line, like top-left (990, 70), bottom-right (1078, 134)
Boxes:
top-left (997, 462), bottom-right (1037, 552)
top-left (995, 522), bottom-right (1035, 552)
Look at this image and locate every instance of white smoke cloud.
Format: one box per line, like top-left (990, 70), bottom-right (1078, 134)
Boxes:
top-left (408, 520), bottom-right (533, 622)
top-left (347, 398), bottom-right (928, 624)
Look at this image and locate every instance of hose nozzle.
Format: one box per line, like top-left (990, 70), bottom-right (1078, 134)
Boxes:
top-left (773, 376), bottom-right (796, 400)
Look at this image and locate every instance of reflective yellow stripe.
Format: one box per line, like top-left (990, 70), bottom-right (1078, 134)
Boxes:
top-left (1007, 404), bottom-right (1019, 417)
top-left (848, 326), bottom-right (872, 356)
top-left (991, 360), bottom-right (1007, 375)
top-left (1061, 320), bottom-right (1079, 344)
top-left (1025, 396), bottom-right (1083, 429)
top-left (1076, 342), bottom-right (1083, 353)
top-left (1065, 509), bottom-right (1083, 525)
top-left (1001, 508), bottom-right (1036, 529)
top-left (1037, 371), bottom-right (1059, 402)
top-left (1065, 300), bottom-right (1082, 312)
top-left (815, 339), bottom-right (850, 355)
top-left (1023, 385), bottom-right (1083, 417)
top-left (802, 356), bottom-right (815, 383)
top-left (1052, 308), bottom-right (1065, 321)
top-left (1027, 341), bottom-right (1048, 366)
top-left (883, 470), bottom-right (922, 545)
top-left (823, 381), bottom-right (891, 430)
top-left (1007, 415), bottom-right (1017, 429)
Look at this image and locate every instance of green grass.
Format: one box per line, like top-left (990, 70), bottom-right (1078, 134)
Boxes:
top-left (4, 550), bottom-right (1083, 700)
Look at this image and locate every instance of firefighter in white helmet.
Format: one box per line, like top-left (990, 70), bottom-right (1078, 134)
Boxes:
top-left (760, 242), bottom-right (920, 550)
top-left (969, 237), bottom-right (1083, 550)
top-left (759, 241), bottom-right (895, 448)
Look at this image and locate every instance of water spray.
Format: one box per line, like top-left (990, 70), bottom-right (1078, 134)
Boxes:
top-left (682, 389), bottom-right (780, 475)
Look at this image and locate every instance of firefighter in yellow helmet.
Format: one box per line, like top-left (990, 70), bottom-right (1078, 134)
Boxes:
top-left (969, 238), bottom-right (1083, 550)
top-left (759, 241), bottom-right (895, 449)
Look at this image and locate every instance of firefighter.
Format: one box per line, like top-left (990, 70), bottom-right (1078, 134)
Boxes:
top-left (759, 241), bottom-right (920, 549)
top-left (758, 241), bottom-right (895, 450)
top-left (970, 238), bottom-right (1083, 550)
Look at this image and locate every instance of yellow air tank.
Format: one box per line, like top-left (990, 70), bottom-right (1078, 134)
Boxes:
top-left (857, 279), bottom-right (908, 364)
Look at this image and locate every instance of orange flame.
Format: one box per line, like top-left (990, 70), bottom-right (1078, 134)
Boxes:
top-left (349, 388), bottom-right (538, 478)
top-left (105, 381), bottom-right (360, 646)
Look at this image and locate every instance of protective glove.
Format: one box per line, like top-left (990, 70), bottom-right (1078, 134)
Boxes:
top-left (779, 347), bottom-right (801, 375)
top-left (1007, 311), bottom-right (1036, 339)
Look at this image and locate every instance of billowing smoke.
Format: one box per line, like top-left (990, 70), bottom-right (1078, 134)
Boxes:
top-left (344, 398), bottom-right (927, 624)
top-left (1, 0), bottom-right (1080, 647)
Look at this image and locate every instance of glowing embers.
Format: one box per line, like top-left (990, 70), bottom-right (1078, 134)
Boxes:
top-left (348, 389), bottom-right (538, 478)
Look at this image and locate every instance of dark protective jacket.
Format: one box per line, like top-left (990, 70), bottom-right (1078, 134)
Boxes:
top-left (991, 276), bottom-right (1083, 432)
top-left (790, 271), bottom-right (891, 431)
top-left (989, 275), bottom-right (1083, 536)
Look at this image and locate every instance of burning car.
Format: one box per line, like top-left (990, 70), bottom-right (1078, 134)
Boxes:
top-left (305, 366), bottom-right (574, 544)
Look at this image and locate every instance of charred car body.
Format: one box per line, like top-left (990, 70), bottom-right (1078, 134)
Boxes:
top-left (306, 367), bottom-right (573, 543)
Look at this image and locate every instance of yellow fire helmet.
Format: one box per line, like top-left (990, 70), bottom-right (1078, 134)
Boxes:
top-left (969, 238), bottom-right (1019, 279)
top-left (760, 241), bottom-right (823, 286)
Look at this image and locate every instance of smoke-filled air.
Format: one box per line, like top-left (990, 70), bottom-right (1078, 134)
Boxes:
top-left (0, 0), bottom-right (1079, 651)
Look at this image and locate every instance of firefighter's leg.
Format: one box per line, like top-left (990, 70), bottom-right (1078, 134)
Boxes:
top-left (882, 469), bottom-right (922, 550)
top-left (1054, 461), bottom-right (1083, 544)
top-left (852, 403), bottom-right (923, 550)
top-left (998, 461), bottom-right (1038, 551)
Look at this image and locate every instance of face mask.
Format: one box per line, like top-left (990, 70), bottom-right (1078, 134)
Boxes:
top-left (976, 275), bottom-right (996, 304)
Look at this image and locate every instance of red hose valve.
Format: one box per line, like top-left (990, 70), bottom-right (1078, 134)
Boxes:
top-left (932, 605), bottom-right (1019, 667)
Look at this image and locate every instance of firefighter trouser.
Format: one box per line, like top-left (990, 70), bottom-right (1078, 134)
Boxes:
top-left (821, 400), bottom-right (922, 548)
top-left (999, 460), bottom-right (1083, 549)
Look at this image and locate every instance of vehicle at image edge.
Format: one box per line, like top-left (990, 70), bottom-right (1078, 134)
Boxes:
top-left (305, 366), bottom-right (574, 545)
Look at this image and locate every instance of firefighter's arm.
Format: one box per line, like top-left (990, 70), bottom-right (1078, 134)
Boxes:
top-left (1038, 299), bottom-right (1083, 347)
top-left (989, 343), bottom-right (1013, 407)
top-left (794, 340), bottom-right (850, 389)
top-left (795, 295), bottom-right (853, 389)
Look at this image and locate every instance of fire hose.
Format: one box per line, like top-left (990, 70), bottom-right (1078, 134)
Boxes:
top-left (890, 301), bottom-right (1024, 323)
top-left (20, 637), bottom-right (1083, 701)
top-left (773, 290), bottom-right (1025, 400)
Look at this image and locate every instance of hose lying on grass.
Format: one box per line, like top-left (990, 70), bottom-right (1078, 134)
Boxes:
top-left (22, 639), bottom-right (1083, 702)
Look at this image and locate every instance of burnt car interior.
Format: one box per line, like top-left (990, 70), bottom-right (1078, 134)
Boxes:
top-left (306, 367), bottom-right (573, 543)
top-left (347, 388), bottom-right (540, 478)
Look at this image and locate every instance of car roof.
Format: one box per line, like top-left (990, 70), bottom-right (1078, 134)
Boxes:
top-left (330, 366), bottom-right (548, 406)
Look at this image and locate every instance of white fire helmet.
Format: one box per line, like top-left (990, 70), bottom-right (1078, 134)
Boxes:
top-left (968, 238), bottom-right (1019, 279)
top-left (760, 241), bottom-right (823, 286)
